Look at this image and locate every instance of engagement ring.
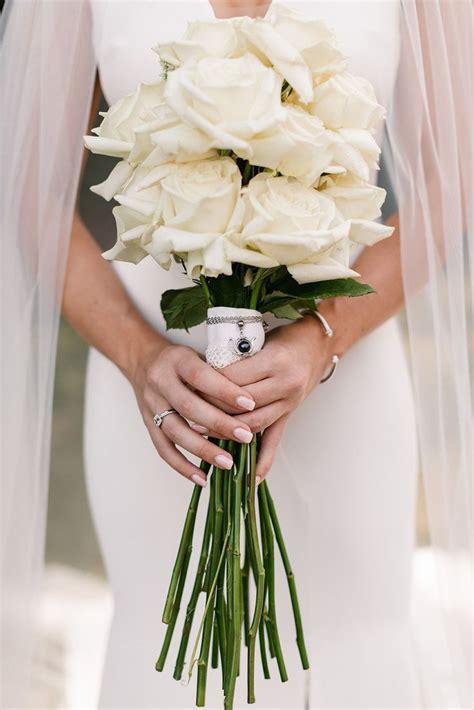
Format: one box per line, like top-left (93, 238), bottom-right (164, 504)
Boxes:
top-left (153, 409), bottom-right (178, 428)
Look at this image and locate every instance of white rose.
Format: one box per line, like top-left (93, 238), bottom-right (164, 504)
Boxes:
top-left (101, 164), bottom-right (173, 266)
top-left (246, 105), bottom-right (335, 186)
top-left (113, 164), bottom-right (170, 220)
top-left (155, 19), bottom-right (246, 66)
top-left (134, 103), bottom-right (218, 167)
top-left (148, 158), bottom-right (243, 277)
top-left (239, 5), bottom-right (345, 104)
top-left (308, 72), bottom-right (384, 130)
top-left (102, 205), bottom-right (154, 265)
top-left (319, 174), bottom-right (394, 245)
top-left (84, 81), bottom-right (165, 158)
top-left (229, 174), bottom-right (359, 282)
top-left (331, 128), bottom-right (381, 181)
top-left (164, 54), bottom-right (285, 154)
top-left (319, 173), bottom-right (386, 220)
top-left (90, 160), bottom-right (134, 201)
top-left (266, 4), bottom-right (346, 82)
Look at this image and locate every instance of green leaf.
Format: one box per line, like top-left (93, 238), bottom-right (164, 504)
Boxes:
top-left (160, 286), bottom-right (208, 331)
top-left (270, 304), bottom-right (304, 320)
top-left (261, 294), bottom-right (295, 312)
top-left (206, 269), bottom-right (250, 308)
top-left (269, 270), bottom-right (375, 300)
top-left (262, 294), bottom-right (316, 319)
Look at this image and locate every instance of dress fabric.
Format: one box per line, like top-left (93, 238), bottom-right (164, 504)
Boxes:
top-left (85, 2), bottom-right (422, 707)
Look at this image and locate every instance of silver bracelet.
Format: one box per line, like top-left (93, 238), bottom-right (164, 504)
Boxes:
top-left (320, 354), bottom-right (340, 383)
top-left (302, 309), bottom-right (339, 383)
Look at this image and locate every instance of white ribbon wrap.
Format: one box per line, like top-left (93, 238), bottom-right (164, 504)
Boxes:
top-left (205, 307), bottom-right (266, 369)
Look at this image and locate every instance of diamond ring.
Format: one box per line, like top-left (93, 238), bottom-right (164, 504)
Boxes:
top-left (153, 409), bottom-right (178, 427)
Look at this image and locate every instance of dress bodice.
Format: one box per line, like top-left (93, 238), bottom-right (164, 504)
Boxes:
top-left (90, 0), bottom-right (400, 345)
top-left (92, 1), bottom-right (400, 111)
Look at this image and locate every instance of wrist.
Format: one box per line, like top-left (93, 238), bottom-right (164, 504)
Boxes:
top-left (299, 312), bottom-right (334, 365)
top-left (118, 318), bottom-right (168, 384)
top-left (315, 298), bottom-right (358, 357)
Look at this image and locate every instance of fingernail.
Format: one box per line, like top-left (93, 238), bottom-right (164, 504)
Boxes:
top-left (192, 474), bottom-right (207, 487)
top-left (215, 454), bottom-right (234, 470)
top-left (234, 427), bottom-right (253, 444)
top-left (256, 476), bottom-right (262, 485)
top-left (236, 395), bottom-right (255, 411)
top-left (190, 423), bottom-right (208, 434)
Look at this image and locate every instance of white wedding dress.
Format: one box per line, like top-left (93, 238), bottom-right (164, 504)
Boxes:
top-left (84, 2), bottom-right (422, 708)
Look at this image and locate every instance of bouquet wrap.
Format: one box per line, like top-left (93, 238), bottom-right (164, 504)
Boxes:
top-left (206, 307), bottom-right (266, 369)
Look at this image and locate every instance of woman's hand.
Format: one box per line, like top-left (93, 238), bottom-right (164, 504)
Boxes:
top-left (130, 342), bottom-right (257, 486)
top-left (220, 317), bottom-right (335, 480)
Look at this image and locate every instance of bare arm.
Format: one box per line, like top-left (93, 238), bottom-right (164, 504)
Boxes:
top-left (319, 209), bottom-right (403, 355)
top-left (63, 77), bottom-right (257, 485)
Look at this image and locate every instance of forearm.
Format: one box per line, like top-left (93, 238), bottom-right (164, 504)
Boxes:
top-left (316, 211), bottom-right (403, 355)
top-left (62, 212), bottom-right (166, 380)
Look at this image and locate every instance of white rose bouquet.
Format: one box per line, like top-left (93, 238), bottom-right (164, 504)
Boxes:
top-left (84, 5), bottom-right (393, 708)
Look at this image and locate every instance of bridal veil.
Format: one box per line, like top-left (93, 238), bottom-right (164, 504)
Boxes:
top-left (0, 1), bottom-right (471, 707)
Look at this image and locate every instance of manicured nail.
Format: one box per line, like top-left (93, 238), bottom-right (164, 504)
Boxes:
top-left (236, 395), bottom-right (255, 411)
top-left (256, 476), bottom-right (262, 485)
top-left (192, 474), bottom-right (207, 487)
top-left (215, 454), bottom-right (234, 470)
top-left (190, 423), bottom-right (208, 434)
top-left (234, 427), bottom-right (253, 444)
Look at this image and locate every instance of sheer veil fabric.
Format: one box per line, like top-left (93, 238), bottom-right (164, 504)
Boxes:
top-left (0, 1), bottom-right (96, 706)
top-left (0, 1), bottom-right (471, 708)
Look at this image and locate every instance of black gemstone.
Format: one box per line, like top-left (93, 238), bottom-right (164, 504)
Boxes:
top-left (237, 338), bottom-right (252, 354)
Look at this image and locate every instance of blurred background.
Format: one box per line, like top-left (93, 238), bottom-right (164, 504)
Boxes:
top-left (35, 97), bottom-right (432, 708)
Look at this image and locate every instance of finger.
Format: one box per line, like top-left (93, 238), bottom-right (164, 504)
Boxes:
top-left (179, 357), bottom-right (256, 412)
top-left (256, 415), bottom-right (289, 482)
top-left (244, 377), bottom-right (290, 408)
top-left (222, 352), bottom-right (273, 387)
top-left (162, 415), bottom-right (234, 470)
top-left (238, 401), bottom-right (287, 434)
top-left (161, 378), bottom-right (254, 443)
top-left (197, 393), bottom-right (240, 415)
top-left (147, 423), bottom-right (208, 486)
top-left (202, 378), bottom-right (285, 413)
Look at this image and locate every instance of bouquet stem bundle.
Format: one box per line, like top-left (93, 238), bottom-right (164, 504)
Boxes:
top-left (156, 436), bottom-right (309, 708)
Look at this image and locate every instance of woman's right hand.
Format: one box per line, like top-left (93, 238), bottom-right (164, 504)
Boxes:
top-left (130, 342), bottom-right (256, 486)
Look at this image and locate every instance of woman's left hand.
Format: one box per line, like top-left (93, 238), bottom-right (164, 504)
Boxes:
top-left (220, 317), bottom-right (335, 480)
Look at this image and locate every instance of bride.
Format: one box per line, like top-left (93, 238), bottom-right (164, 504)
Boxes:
top-left (1, 1), bottom-right (471, 709)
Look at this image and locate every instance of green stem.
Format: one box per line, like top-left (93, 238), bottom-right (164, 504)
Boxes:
top-left (187, 523), bottom-right (230, 686)
top-left (173, 502), bottom-right (213, 680)
top-left (242, 551), bottom-right (250, 647)
top-left (242, 161), bottom-right (252, 185)
top-left (259, 484), bottom-right (288, 683)
top-left (259, 621), bottom-right (271, 679)
top-left (224, 469), bottom-right (234, 696)
top-left (216, 473), bottom-right (230, 687)
top-left (155, 533), bottom-right (193, 671)
top-left (200, 274), bottom-right (212, 306)
top-left (247, 439), bottom-right (265, 704)
top-left (224, 444), bottom-right (246, 709)
top-left (265, 611), bottom-right (276, 659)
top-left (197, 468), bottom-right (225, 706)
top-left (263, 481), bottom-right (310, 670)
top-left (212, 618), bottom-right (219, 669)
top-left (257, 489), bottom-right (271, 680)
top-left (162, 474), bottom-right (206, 624)
top-left (249, 274), bottom-right (264, 310)
top-left (216, 583), bottom-right (227, 688)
